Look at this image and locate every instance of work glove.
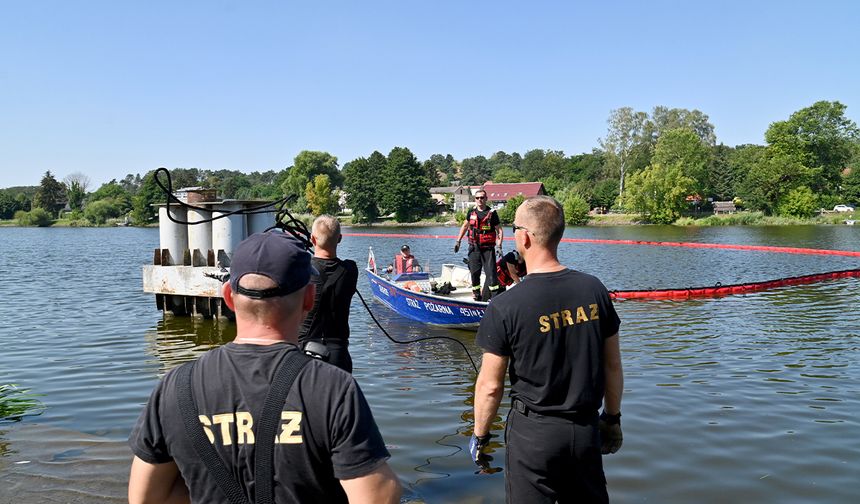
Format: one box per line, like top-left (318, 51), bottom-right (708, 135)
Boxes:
top-left (599, 411), bottom-right (623, 454)
top-left (469, 433), bottom-right (491, 468)
top-left (454, 241), bottom-right (461, 253)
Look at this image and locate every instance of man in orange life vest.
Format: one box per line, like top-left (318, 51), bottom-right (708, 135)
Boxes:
top-left (387, 244), bottom-right (421, 274)
top-left (455, 189), bottom-right (503, 301)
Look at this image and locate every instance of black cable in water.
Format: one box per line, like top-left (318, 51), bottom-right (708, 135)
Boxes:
top-left (355, 290), bottom-right (480, 374)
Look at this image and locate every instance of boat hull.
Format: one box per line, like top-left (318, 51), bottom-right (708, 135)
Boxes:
top-left (365, 269), bottom-right (487, 329)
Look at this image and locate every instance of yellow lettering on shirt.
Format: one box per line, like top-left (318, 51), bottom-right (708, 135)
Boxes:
top-left (198, 415), bottom-right (215, 443)
top-left (212, 413), bottom-right (235, 445)
top-left (561, 309), bottom-right (574, 326)
top-left (277, 411), bottom-right (303, 444)
top-left (236, 412), bottom-right (254, 444)
top-left (537, 304), bottom-right (602, 333)
top-left (539, 316), bottom-right (550, 333)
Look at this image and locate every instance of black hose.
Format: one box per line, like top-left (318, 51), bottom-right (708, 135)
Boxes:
top-left (356, 290), bottom-right (480, 374)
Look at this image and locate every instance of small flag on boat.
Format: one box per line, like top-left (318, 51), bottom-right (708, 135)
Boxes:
top-left (368, 247), bottom-right (377, 273)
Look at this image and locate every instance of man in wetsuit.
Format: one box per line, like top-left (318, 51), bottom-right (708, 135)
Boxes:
top-left (128, 231), bottom-right (401, 504)
top-left (299, 215), bottom-right (359, 373)
top-left (455, 189), bottom-right (503, 301)
top-left (470, 196), bottom-right (624, 503)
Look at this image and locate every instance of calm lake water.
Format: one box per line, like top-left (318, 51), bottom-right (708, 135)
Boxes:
top-left (0, 225), bottom-right (858, 503)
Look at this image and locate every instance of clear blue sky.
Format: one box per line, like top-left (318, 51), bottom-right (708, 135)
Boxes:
top-left (2, 0), bottom-right (858, 189)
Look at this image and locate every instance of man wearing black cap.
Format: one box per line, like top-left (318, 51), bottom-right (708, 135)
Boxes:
top-left (128, 231), bottom-right (401, 503)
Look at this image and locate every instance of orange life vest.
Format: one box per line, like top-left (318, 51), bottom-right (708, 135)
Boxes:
top-left (468, 208), bottom-right (497, 248)
top-left (394, 254), bottom-right (417, 274)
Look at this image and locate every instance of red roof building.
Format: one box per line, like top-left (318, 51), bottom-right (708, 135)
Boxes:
top-left (482, 182), bottom-right (546, 204)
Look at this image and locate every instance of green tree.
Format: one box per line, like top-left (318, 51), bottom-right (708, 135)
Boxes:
top-left (765, 100), bottom-right (860, 194)
top-left (492, 166), bottom-right (523, 183)
top-left (739, 153), bottom-right (814, 214)
top-left (842, 167), bottom-right (860, 204)
top-left (460, 155), bottom-right (492, 186)
top-left (63, 172), bottom-right (90, 211)
top-left (33, 171), bottom-right (65, 217)
top-left (709, 144), bottom-right (737, 201)
top-left (650, 106), bottom-right (716, 146)
top-left (17, 207), bottom-right (53, 227)
top-left (776, 185), bottom-right (818, 218)
top-left (563, 193), bottom-right (591, 225)
top-left (600, 107), bottom-right (650, 195)
top-left (305, 174), bottom-right (336, 215)
top-left (282, 151), bottom-right (342, 198)
top-left (592, 178), bottom-right (619, 211)
top-left (0, 191), bottom-right (21, 219)
top-left (343, 156), bottom-right (381, 223)
top-left (131, 171), bottom-right (164, 225)
top-left (84, 199), bottom-right (123, 225)
top-left (89, 181), bottom-right (133, 212)
top-left (620, 163), bottom-right (695, 224)
top-left (497, 195), bottom-right (525, 224)
top-left (651, 128), bottom-right (712, 197)
top-left (381, 147), bottom-right (430, 222)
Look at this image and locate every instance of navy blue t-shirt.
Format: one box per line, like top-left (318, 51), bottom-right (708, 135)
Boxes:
top-left (476, 269), bottom-right (620, 414)
top-left (129, 343), bottom-right (389, 503)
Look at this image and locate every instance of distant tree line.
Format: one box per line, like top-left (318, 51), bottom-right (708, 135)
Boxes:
top-left (3, 100), bottom-right (858, 226)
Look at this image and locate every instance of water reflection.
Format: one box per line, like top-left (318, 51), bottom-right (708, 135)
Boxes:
top-left (143, 315), bottom-right (235, 374)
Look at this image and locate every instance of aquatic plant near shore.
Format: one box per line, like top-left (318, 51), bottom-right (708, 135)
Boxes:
top-left (0, 384), bottom-right (45, 422)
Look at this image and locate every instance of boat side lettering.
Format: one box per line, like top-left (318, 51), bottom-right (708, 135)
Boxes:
top-left (423, 301), bottom-right (454, 315)
top-left (376, 283), bottom-right (390, 297)
top-left (405, 297), bottom-right (421, 309)
top-left (459, 307), bottom-right (485, 318)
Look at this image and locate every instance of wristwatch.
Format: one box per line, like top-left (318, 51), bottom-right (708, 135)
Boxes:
top-left (600, 410), bottom-right (621, 424)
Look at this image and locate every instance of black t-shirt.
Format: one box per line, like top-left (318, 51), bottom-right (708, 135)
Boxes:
top-left (129, 343), bottom-right (390, 503)
top-left (476, 269), bottom-right (621, 414)
top-left (299, 258), bottom-right (358, 343)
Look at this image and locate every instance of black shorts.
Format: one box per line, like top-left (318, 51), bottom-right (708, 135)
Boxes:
top-left (504, 408), bottom-right (608, 504)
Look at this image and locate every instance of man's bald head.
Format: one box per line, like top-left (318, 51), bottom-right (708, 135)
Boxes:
top-left (516, 196), bottom-right (565, 248)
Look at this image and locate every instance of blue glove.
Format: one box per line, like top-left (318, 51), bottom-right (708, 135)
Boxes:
top-left (469, 433), bottom-right (491, 465)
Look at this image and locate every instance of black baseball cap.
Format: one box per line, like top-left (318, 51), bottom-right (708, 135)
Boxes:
top-left (401, 244), bottom-right (410, 252)
top-left (230, 231), bottom-right (318, 299)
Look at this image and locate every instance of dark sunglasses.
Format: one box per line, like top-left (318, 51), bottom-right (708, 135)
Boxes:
top-left (511, 223), bottom-right (530, 234)
top-left (475, 196), bottom-right (486, 200)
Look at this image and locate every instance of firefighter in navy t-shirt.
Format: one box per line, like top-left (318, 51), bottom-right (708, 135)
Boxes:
top-left (128, 231), bottom-right (401, 504)
top-left (455, 188), bottom-right (503, 301)
top-left (470, 196), bottom-right (624, 503)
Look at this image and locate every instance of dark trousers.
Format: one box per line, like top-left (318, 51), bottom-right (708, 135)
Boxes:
top-left (468, 246), bottom-right (498, 300)
top-left (505, 408), bottom-right (608, 504)
top-left (303, 339), bottom-right (352, 374)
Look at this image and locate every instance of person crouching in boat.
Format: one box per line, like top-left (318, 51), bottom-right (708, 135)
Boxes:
top-left (386, 244), bottom-right (421, 274)
top-left (496, 249), bottom-right (527, 293)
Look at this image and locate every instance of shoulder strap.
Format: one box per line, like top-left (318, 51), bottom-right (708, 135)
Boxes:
top-left (176, 350), bottom-right (312, 504)
top-left (177, 361), bottom-right (251, 504)
top-left (254, 350), bottom-right (311, 504)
